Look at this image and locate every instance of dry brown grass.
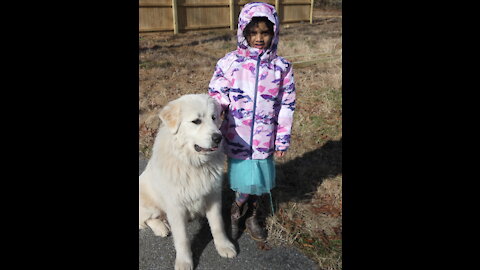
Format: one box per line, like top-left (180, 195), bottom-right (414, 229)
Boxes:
top-left (139, 9), bottom-right (342, 270)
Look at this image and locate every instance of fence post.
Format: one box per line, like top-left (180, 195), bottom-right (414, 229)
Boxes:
top-left (230, 0), bottom-right (235, 30)
top-left (310, 0), bottom-right (314, 24)
top-left (275, 0), bottom-right (280, 20)
top-left (172, 0), bottom-right (179, 34)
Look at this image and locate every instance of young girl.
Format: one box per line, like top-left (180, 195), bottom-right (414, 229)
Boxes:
top-left (208, 2), bottom-right (296, 242)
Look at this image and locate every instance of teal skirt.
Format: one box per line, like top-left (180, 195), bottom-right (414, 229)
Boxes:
top-left (228, 156), bottom-right (276, 195)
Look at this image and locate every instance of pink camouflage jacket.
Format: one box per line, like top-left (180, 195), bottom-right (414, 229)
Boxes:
top-left (208, 2), bottom-right (296, 160)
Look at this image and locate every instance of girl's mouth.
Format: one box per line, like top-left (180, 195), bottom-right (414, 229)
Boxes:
top-left (254, 43), bottom-right (265, 48)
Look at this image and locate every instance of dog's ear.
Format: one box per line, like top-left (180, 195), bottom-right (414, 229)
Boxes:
top-left (159, 101), bottom-right (181, 134)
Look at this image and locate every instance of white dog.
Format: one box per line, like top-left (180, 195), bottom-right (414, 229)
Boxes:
top-left (139, 94), bottom-right (237, 270)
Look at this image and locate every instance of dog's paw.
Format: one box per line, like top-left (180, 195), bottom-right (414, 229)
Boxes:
top-left (175, 259), bottom-right (193, 270)
top-left (215, 240), bottom-right (237, 258)
top-left (139, 223), bottom-right (147, 230)
top-left (146, 219), bottom-right (171, 237)
top-left (152, 223), bottom-right (170, 237)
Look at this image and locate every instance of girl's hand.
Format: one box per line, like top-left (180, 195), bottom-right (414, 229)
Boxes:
top-left (274, 151), bottom-right (286, 158)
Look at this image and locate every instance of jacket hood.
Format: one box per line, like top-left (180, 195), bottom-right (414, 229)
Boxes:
top-left (237, 2), bottom-right (279, 60)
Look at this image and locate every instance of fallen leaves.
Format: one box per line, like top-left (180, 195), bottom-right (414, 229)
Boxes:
top-left (139, 123), bottom-right (157, 138)
top-left (310, 205), bottom-right (341, 218)
top-left (256, 241), bottom-right (272, 251)
top-left (310, 193), bottom-right (342, 218)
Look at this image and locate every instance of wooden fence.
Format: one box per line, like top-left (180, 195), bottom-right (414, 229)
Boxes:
top-left (139, 0), bottom-right (314, 33)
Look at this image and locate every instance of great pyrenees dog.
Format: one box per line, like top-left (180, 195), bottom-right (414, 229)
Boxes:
top-left (139, 94), bottom-right (237, 270)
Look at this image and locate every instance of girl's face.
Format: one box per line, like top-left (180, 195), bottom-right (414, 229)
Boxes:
top-left (246, 21), bottom-right (273, 50)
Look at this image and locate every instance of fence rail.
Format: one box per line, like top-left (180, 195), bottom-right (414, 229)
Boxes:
top-left (139, 0), bottom-right (314, 33)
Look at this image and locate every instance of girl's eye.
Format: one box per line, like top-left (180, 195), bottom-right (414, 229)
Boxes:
top-left (192, 119), bottom-right (202, 125)
top-left (212, 115), bottom-right (216, 121)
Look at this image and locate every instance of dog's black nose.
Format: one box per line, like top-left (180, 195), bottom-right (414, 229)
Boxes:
top-left (212, 133), bottom-right (222, 144)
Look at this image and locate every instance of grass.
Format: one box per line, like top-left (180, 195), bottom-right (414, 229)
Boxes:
top-left (139, 8), bottom-right (342, 270)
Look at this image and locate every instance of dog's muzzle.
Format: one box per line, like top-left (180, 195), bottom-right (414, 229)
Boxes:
top-left (194, 144), bottom-right (218, 152)
top-left (194, 133), bottom-right (222, 152)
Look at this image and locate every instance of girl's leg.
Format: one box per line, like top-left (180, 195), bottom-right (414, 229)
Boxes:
top-left (235, 192), bottom-right (250, 206)
top-left (245, 195), bottom-right (266, 241)
top-left (231, 192), bottom-right (250, 239)
top-left (247, 194), bottom-right (258, 205)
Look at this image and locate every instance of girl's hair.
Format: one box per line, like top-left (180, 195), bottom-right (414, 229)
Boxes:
top-left (242, 16), bottom-right (274, 39)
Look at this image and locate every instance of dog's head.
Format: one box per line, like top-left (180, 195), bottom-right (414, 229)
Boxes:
top-left (159, 94), bottom-right (223, 155)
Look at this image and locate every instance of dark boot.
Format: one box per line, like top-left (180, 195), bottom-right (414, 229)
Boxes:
top-left (245, 201), bottom-right (267, 241)
top-left (230, 201), bottom-right (248, 240)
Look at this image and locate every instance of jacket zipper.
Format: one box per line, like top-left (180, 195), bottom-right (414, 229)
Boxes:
top-left (249, 52), bottom-right (263, 159)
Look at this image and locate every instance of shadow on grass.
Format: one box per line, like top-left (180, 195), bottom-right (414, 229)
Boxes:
top-left (271, 138), bottom-right (342, 208)
top-left (198, 138), bottom-right (343, 256)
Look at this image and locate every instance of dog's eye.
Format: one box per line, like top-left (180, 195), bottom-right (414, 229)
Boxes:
top-left (192, 119), bottom-right (202, 125)
top-left (212, 115), bottom-right (216, 121)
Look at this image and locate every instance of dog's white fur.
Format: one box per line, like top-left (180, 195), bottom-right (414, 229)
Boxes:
top-left (139, 94), bottom-right (236, 270)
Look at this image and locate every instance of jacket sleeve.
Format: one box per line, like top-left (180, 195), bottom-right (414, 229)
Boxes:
top-left (275, 64), bottom-right (296, 151)
top-left (208, 60), bottom-right (232, 112)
